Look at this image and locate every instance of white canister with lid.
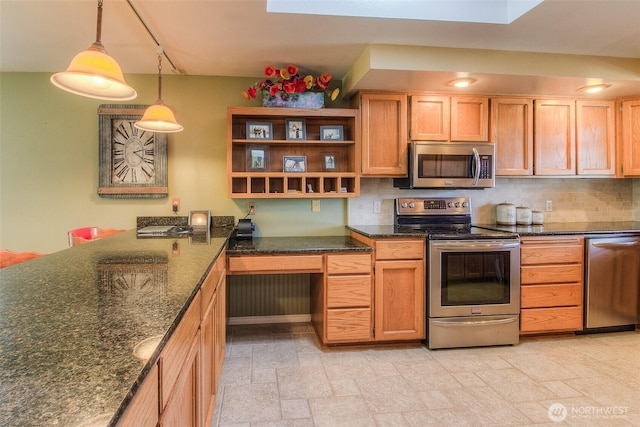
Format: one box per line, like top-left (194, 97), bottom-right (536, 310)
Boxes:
top-left (531, 210), bottom-right (544, 225)
top-left (516, 206), bottom-right (532, 225)
top-left (496, 202), bottom-right (516, 225)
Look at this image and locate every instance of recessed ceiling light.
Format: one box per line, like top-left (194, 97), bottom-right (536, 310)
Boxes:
top-left (448, 78), bottom-right (476, 88)
top-left (578, 84), bottom-right (611, 93)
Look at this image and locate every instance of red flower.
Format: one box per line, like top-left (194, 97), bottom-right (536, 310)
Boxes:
top-left (269, 85), bottom-right (280, 96)
top-left (264, 65), bottom-right (276, 78)
top-left (286, 64), bottom-right (299, 77)
top-left (316, 73), bottom-right (332, 89)
top-left (247, 87), bottom-right (257, 98)
top-left (282, 80), bottom-right (297, 94)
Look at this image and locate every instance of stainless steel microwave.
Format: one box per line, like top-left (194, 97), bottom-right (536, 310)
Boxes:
top-left (394, 141), bottom-right (495, 189)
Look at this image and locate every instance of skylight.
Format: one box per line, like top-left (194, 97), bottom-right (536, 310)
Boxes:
top-left (267, 0), bottom-right (544, 25)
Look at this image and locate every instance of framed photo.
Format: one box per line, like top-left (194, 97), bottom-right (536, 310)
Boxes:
top-left (322, 152), bottom-right (339, 171)
top-left (320, 125), bottom-right (344, 141)
top-left (285, 118), bottom-right (306, 140)
top-left (283, 156), bottom-right (307, 172)
top-left (246, 122), bottom-right (272, 140)
top-left (246, 145), bottom-right (268, 171)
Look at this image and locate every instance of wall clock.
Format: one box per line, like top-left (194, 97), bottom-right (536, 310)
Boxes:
top-left (98, 104), bottom-right (168, 198)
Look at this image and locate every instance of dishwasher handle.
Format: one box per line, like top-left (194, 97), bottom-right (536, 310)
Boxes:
top-left (591, 240), bottom-right (640, 249)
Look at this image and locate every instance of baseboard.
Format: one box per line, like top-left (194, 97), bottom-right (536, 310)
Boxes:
top-left (228, 314), bottom-right (311, 325)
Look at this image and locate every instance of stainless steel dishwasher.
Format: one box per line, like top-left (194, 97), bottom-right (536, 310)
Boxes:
top-left (584, 235), bottom-right (640, 330)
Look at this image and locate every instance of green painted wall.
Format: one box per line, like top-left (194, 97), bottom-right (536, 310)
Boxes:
top-left (0, 72), bottom-right (349, 253)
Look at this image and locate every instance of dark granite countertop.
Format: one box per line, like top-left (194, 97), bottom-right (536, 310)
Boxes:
top-left (0, 228), bottom-right (232, 427)
top-left (474, 221), bottom-right (640, 236)
top-left (345, 225), bottom-right (426, 238)
top-left (227, 235), bottom-right (373, 255)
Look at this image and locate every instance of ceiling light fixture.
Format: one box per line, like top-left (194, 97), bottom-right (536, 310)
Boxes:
top-left (50, 0), bottom-right (137, 101)
top-left (448, 78), bottom-right (477, 88)
top-left (577, 84), bottom-right (611, 94)
top-left (135, 46), bottom-right (183, 133)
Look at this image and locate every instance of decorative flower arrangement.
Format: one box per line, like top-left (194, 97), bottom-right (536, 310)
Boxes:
top-left (242, 64), bottom-right (340, 103)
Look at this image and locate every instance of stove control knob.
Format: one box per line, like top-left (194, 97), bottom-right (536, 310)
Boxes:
top-left (455, 202), bottom-right (460, 207)
top-left (408, 202), bottom-right (415, 208)
top-left (401, 202), bottom-right (408, 208)
top-left (447, 202), bottom-right (453, 208)
top-left (462, 201), bottom-right (469, 208)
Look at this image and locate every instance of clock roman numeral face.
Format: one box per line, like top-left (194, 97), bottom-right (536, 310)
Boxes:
top-left (112, 120), bottom-right (156, 184)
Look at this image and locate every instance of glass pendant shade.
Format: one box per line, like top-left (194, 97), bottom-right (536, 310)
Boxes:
top-left (135, 101), bottom-right (184, 133)
top-left (50, 42), bottom-right (137, 101)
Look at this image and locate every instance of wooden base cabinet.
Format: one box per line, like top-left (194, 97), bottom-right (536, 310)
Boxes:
top-left (520, 236), bottom-right (584, 334)
top-left (118, 251), bottom-right (227, 427)
top-left (349, 233), bottom-right (426, 342)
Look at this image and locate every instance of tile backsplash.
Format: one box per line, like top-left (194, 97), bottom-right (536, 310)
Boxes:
top-left (348, 178), bottom-right (639, 225)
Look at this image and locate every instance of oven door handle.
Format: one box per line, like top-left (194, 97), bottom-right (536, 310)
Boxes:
top-left (431, 317), bottom-right (518, 327)
top-left (431, 241), bottom-right (519, 250)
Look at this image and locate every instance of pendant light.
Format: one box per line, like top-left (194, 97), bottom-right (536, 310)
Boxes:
top-left (50, 0), bottom-right (137, 101)
top-left (135, 46), bottom-right (183, 133)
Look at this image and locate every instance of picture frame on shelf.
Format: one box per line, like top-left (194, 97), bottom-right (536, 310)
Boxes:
top-left (320, 125), bottom-right (344, 141)
top-left (283, 156), bottom-right (307, 172)
top-left (322, 152), bottom-right (339, 171)
top-left (246, 145), bottom-right (268, 171)
top-left (285, 118), bottom-right (306, 140)
top-left (246, 122), bottom-right (272, 140)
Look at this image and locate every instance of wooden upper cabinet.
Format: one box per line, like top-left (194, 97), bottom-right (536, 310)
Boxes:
top-left (451, 96), bottom-right (489, 141)
top-left (490, 97), bottom-right (533, 176)
top-left (358, 92), bottom-right (408, 176)
top-left (621, 99), bottom-right (640, 176)
top-left (576, 100), bottom-right (615, 176)
top-left (410, 95), bottom-right (488, 141)
top-left (534, 99), bottom-right (576, 176)
top-left (410, 95), bottom-right (450, 140)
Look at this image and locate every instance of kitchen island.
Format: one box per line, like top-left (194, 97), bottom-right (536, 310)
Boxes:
top-left (0, 228), bottom-right (230, 427)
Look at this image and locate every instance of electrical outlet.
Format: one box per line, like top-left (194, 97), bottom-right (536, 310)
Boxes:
top-left (246, 202), bottom-right (256, 215)
top-left (311, 200), bottom-right (320, 213)
top-left (545, 200), bottom-right (553, 212)
top-left (171, 198), bottom-right (180, 213)
top-left (373, 201), bottom-right (381, 214)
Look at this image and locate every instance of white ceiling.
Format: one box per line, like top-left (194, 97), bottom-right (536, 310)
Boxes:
top-left (1, 0), bottom-right (640, 98)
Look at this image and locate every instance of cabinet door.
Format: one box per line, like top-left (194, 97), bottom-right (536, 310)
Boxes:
top-left (213, 271), bottom-right (226, 391)
top-left (374, 260), bottom-right (425, 341)
top-left (490, 97), bottom-right (533, 176)
top-left (360, 93), bottom-right (408, 176)
top-left (450, 96), bottom-right (489, 141)
top-left (410, 95), bottom-right (450, 140)
top-left (622, 99), bottom-right (640, 176)
top-left (201, 293), bottom-right (216, 425)
top-left (160, 331), bottom-right (201, 427)
top-left (534, 99), bottom-right (576, 175)
top-left (576, 100), bottom-right (615, 175)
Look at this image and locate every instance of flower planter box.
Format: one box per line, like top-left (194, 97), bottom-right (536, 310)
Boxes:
top-left (262, 91), bottom-right (324, 108)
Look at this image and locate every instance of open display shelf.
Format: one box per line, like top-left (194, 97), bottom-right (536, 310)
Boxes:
top-left (227, 107), bottom-right (360, 198)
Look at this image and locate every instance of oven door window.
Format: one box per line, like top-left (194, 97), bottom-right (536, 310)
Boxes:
top-left (417, 154), bottom-right (472, 179)
top-left (441, 251), bottom-right (510, 306)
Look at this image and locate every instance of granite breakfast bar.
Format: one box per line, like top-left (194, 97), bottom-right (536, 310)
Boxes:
top-left (0, 229), bottom-right (230, 427)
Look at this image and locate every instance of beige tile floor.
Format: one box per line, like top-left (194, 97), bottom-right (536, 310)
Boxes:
top-left (211, 323), bottom-right (640, 426)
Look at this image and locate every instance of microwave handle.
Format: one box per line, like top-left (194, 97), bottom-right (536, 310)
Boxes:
top-left (471, 147), bottom-right (480, 186)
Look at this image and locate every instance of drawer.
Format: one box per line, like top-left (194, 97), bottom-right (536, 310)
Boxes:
top-left (521, 244), bottom-right (583, 265)
top-left (521, 283), bottom-right (582, 308)
top-left (521, 264), bottom-right (582, 285)
top-left (326, 253), bottom-right (371, 275)
top-left (201, 252), bottom-right (226, 312)
top-left (228, 254), bottom-right (323, 273)
top-left (160, 291), bottom-right (201, 408)
top-left (326, 308), bottom-right (372, 342)
top-left (376, 240), bottom-right (424, 260)
top-left (520, 306), bottom-right (583, 333)
top-left (327, 275), bottom-right (371, 308)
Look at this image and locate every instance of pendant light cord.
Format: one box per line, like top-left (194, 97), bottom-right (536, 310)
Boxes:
top-left (156, 47), bottom-right (163, 101)
top-left (95, 0), bottom-right (103, 44)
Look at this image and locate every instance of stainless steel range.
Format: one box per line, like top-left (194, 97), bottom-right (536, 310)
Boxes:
top-left (395, 197), bottom-right (520, 349)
